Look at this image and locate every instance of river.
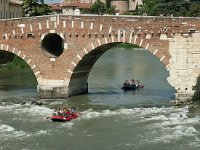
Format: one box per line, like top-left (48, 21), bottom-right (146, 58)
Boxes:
top-left (0, 48), bottom-right (200, 150)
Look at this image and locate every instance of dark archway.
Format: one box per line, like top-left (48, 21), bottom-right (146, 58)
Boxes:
top-left (0, 51), bottom-right (15, 64)
top-left (42, 33), bottom-right (64, 57)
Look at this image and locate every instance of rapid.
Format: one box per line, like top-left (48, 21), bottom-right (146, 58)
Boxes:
top-left (0, 48), bottom-right (200, 150)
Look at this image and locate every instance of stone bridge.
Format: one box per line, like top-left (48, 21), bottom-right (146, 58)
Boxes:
top-left (0, 14), bottom-right (200, 102)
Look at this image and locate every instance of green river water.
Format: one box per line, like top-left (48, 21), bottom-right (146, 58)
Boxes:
top-left (0, 48), bottom-right (200, 150)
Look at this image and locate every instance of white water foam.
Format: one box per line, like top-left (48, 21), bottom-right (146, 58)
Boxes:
top-left (135, 107), bottom-right (200, 145)
top-left (35, 130), bottom-right (50, 136)
top-left (0, 104), bottom-right (22, 112)
top-left (0, 124), bottom-right (15, 132)
top-left (77, 106), bottom-right (200, 146)
top-left (1, 103), bottom-right (200, 146)
top-left (13, 105), bottom-right (53, 117)
top-left (59, 122), bottom-right (75, 128)
top-left (0, 103), bottom-right (53, 140)
top-left (0, 102), bottom-right (53, 115)
top-left (78, 106), bottom-right (189, 120)
top-left (151, 125), bottom-right (198, 143)
top-left (0, 123), bottom-right (27, 141)
top-left (0, 122), bottom-right (51, 142)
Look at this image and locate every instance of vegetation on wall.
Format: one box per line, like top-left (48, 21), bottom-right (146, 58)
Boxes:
top-left (22, 0), bottom-right (52, 17)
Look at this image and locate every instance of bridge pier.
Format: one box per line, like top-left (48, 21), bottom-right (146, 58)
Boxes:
top-left (175, 93), bottom-right (193, 102)
top-left (171, 93), bottom-right (194, 105)
top-left (37, 79), bottom-right (68, 98)
top-left (37, 85), bottom-right (68, 98)
top-left (67, 77), bottom-right (88, 97)
top-left (167, 33), bottom-right (200, 103)
top-left (37, 77), bottom-right (88, 98)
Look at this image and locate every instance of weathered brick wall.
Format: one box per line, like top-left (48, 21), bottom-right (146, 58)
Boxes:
top-left (0, 15), bottom-right (200, 99)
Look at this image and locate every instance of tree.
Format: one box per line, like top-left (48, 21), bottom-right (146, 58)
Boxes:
top-left (106, 5), bottom-right (116, 15)
top-left (89, 0), bottom-right (106, 15)
top-left (38, 0), bottom-right (44, 3)
top-left (22, 0), bottom-right (51, 17)
top-left (189, 1), bottom-right (200, 16)
top-left (89, 0), bottom-right (116, 15)
top-left (136, 0), bottom-right (192, 16)
top-left (37, 4), bottom-right (52, 15)
top-left (136, 0), bottom-right (160, 16)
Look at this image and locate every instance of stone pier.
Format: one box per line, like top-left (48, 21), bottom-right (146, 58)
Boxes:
top-left (167, 33), bottom-right (200, 101)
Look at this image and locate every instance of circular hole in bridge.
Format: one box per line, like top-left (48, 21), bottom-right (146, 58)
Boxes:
top-left (42, 33), bottom-right (64, 57)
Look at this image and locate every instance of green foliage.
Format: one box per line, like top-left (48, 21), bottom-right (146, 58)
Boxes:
top-left (106, 5), bottom-right (117, 15)
top-left (22, 0), bottom-right (52, 17)
top-left (89, 0), bottom-right (106, 15)
top-left (136, 0), bottom-right (200, 17)
top-left (189, 2), bottom-right (200, 16)
top-left (89, 0), bottom-right (116, 15)
top-left (37, 4), bottom-right (52, 15)
top-left (137, 0), bottom-right (160, 16)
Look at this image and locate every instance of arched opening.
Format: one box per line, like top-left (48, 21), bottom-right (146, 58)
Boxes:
top-left (68, 43), bottom-right (175, 106)
top-left (41, 33), bottom-right (64, 57)
top-left (0, 51), bottom-right (38, 100)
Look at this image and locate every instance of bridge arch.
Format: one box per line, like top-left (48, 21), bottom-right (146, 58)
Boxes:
top-left (67, 36), bottom-right (172, 96)
top-left (0, 43), bottom-right (42, 84)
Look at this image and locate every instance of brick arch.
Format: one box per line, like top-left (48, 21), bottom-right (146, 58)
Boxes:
top-left (66, 35), bottom-right (172, 96)
top-left (67, 41), bottom-right (118, 77)
top-left (0, 43), bottom-right (42, 84)
top-left (67, 35), bottom-right (170, 78)
top-left (66, 42), bottom-right (119, 96)
top-left (124, 34), bottom-right (170, 66)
